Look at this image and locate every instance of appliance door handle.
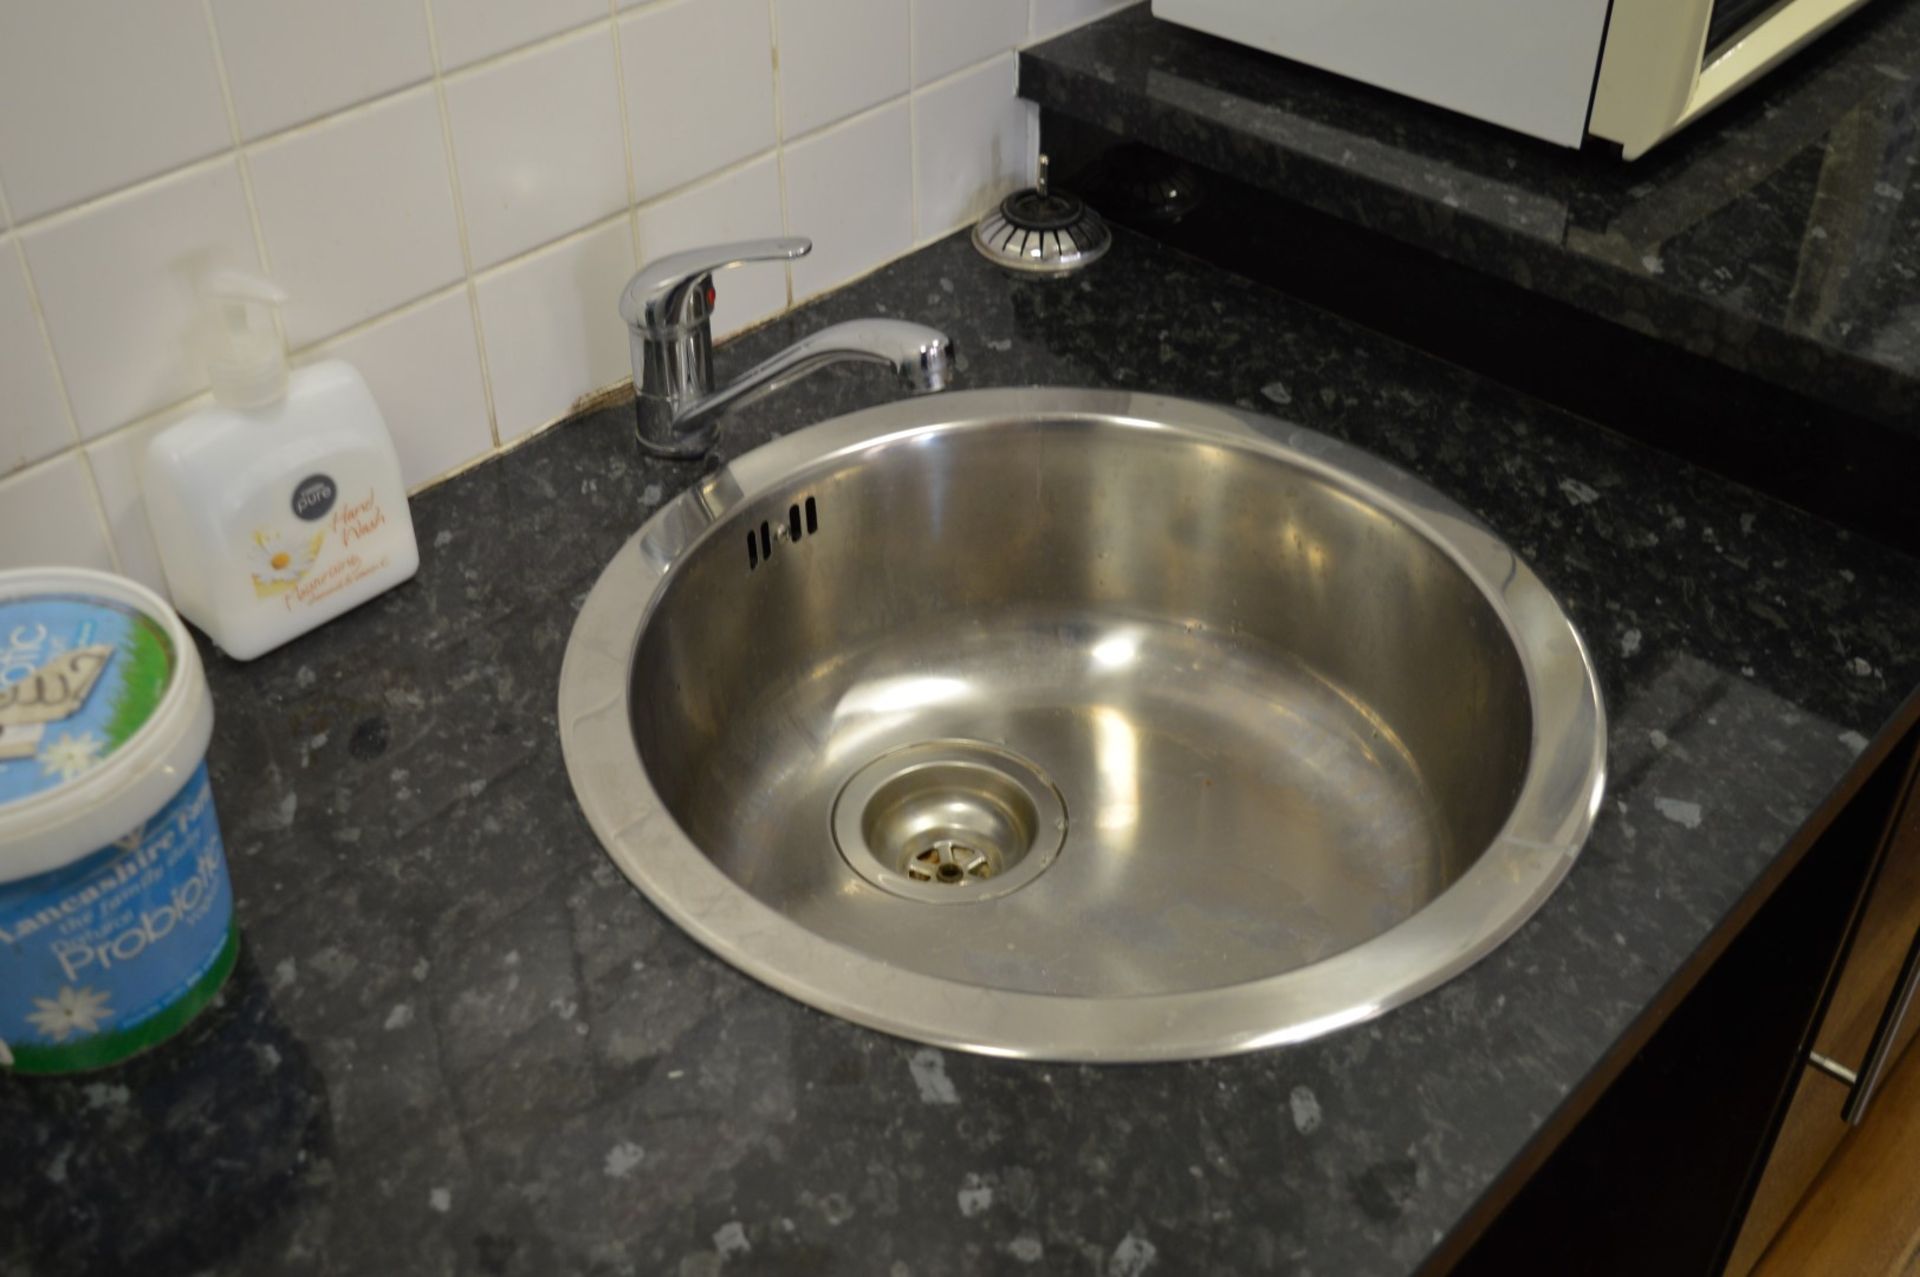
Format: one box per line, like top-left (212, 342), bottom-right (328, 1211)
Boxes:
top-left (1839, 924), bottom-right (1920, 1126)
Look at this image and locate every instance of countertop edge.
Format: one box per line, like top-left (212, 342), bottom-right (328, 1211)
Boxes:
top-left (1017, 25), bottom-right (1920, 433)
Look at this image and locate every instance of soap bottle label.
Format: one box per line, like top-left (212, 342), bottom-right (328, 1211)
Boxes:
top-left (291, 473), bottom-right (337, 521)
top-left (244, 475), bottom-right (399, 613)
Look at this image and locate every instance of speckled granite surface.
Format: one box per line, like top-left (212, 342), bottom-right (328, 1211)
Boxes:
top-left (1022, 1), bottom-right (1920, 431)
top-left (5, 229), bottom-right (1919, 1276)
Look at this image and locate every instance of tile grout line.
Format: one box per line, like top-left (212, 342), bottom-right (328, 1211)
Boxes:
top-left (5, 151), bottom-right (238, 238)
top-left (469, 209), bottom-right (633, 285)
top-left (917, 45), bottom-right (1031, 96)
top-left (1033, 0), bottom-right (1142, 43)
top-left (632, 144), bottom-right (781, 223)
top-left (237, 80), bottom-right (435, 158)
top-left (421, 0), bottom-right (504, 450)
top-left (908, 1), bottom-right (923, 240)
top-left (74, 452), bottom-right (127, 575)
top-left (768, 0), bottom-right (795, 310)
top-left (0, 147), bottom-right (105, 563)
top-left (290, 278), bottom-right (474, 355)
top-left (1019, 0), bottom-right (1041, 195)
top-left (782, 52), bottom-right (1009, 154)
top-left (432, 9), bottom-right (618, 87)
top-left (606, 4), bottom-right (644, 266)
top-left (4, 221), bottom-right (83, 455)
top-left (199, 0), bottom-right (279, 288)
top-left (239, 13), bottom-right (616, 159)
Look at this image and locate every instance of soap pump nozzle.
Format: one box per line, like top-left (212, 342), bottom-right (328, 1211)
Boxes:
top-left (201, 270), bottom-right (291, 410)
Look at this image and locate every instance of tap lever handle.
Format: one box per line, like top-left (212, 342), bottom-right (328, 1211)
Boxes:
top-left (621, 236), bottom-right (812, 332)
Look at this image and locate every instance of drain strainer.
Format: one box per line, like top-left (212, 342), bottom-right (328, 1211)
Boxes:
top-left (971, 154), bottom-right (1112, 277)
top-left (832, 740), bottom-right (1067, 904)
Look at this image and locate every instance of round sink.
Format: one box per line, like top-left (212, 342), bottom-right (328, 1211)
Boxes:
top-left (559, 388), bottom-right (1605, 1061)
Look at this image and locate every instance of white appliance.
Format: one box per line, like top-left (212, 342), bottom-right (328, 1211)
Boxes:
top-left (1150, 0), bottom-right (1878, 157)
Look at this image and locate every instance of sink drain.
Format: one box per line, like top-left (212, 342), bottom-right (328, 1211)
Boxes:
top-left (907, 839), bottom-right (993, 884)
top-left (832, 740), bottom-right (1067, 904)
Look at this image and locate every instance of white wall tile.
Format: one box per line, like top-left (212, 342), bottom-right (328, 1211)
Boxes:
top-left (84, 407), bottom-right (195, 597)
top-left (211, 0), bottom-right (435, 140)
top-left (0, 242), bottom-right (75, 476)
top-left (0, 451), bottom-right (117, 572)
top-left (1031, 0), bottom-right (1137, 39)
top-left (914, 56), bottom-right (1030, 238)
top-left (447, 27), bottom-right (628, 270)
top-left (0, 0), bottom-right (1045, 510)
top-left (637, 157), bottom-right (788, 340)
top-left (913, 0), bottom-right (1027, 85)
top-left (22, 160), bottom-right (257, 438)
top-left (621, 0), bottom-right (776, 202)
top-left (475, 219), bottom-right (633, 443)
top-left (248, 89), bottom-right (465, 347)
top-left (304, 290), bottom-right (494, 488)
top-left (430, 0), bottom-right (608, 73)
top-left (0, 1), bottom-right (230, 221)
top-left (784, 102), bottom-right (913, 301)
top-left (776, 0), bottom-right (910, 139)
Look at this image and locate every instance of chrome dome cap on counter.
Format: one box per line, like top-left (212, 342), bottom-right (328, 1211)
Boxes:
top-left (971, 155), bottom-right (1113, 276)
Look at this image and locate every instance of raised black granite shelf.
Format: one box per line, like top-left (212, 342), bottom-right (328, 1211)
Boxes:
top-left (4, 228), bottom-right (1918, 1276)
top-left (1021, 1), bottom-right (1920, 434)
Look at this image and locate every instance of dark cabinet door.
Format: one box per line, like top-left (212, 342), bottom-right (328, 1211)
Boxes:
top-left (1447, 718), bottom-right (1920, 1277)
top-left (1725, 764), bottom-right (1920, 1274)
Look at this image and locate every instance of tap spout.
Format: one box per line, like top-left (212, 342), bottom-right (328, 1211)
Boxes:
top-left (637, 318), bottom-right (953, 457)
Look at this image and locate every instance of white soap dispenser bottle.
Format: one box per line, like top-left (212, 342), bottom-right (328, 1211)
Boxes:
top-left (143, 271), bottom-right (420, 660)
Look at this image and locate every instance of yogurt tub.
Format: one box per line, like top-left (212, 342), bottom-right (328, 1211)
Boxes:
top-left (0, 568), bottom-right (236, 1074)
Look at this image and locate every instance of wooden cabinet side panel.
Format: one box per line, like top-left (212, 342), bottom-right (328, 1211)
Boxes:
top-left (1723, 1066), bottom-right (1851, 1277)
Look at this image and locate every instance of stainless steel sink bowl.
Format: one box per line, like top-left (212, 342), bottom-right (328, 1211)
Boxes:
top-left (559, 388), bottom-right (1606, 1061)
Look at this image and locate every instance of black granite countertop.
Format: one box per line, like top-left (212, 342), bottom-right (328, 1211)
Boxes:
top-left (1022, 1), bottom-right (1920, 433)
top-left (6, 227), bottom-right (1920, 1277)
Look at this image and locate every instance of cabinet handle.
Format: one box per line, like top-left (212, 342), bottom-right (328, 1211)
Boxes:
top-left (1808, 1051), bottom-right (1858, 1086)
top-left (1841, 924), bottom-right (1920, 1125)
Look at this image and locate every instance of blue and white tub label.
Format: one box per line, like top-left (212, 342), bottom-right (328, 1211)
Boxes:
top-left (0, 763), bottom-right (232, 1069)
top-left (0, 593), bottom-right (175, 798)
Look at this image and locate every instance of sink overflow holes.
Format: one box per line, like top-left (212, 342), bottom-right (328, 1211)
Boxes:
top-left (747, 495), bottom-right (820, 571)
